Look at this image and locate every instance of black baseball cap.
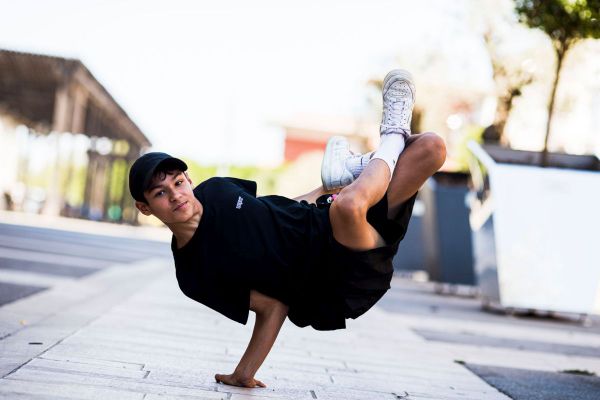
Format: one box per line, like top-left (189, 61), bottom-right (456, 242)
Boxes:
top-left (128, 152), bottom-right (188, 202)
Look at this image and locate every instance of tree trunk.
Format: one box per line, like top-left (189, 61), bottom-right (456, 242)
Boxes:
top-left (541, 42), bottom-right (568, 167)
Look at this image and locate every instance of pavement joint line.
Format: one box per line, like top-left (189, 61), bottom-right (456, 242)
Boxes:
top-left (0, 239), bottom-right (143, 264)
top-left (0, 258), bottom-right (168, 379)
top-left (2, 226), bottom-right (598, 399)
top-left (0, 211), bottom-right (171, 242)
top-left (0, 248), bottom-right (108, 268)
top-left (8, 367), bottom-right (306, 398)
top-left (0, 268), bottom-right (77, 287)
top-left (18, 364), bottom-right (144, 381)
top-left (0, 258), bottom-right (165, 340)
top-left (390, 308), bottom-right (600, 345)
top-left (3, 376), bottom-right (169, 400)
top-left (36, 356), bottom-right (145, 371)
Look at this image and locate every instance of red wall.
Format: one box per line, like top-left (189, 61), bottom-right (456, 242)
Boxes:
top-left (284, 137), bottom-right (327, 162)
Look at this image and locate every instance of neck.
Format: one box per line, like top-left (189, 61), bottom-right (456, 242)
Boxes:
top-left (168, 198), bottom-right (203, 249)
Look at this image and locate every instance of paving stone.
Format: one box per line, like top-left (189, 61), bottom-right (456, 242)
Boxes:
top-left (265, 370), bottom-right (333, 386)
top-left (0, 282), bottom-right (47, 307)
top-left (3, 231), bottom-right (599, 400)
top-left (26, 358), bottom-right (148, 379)
top-left (464, 363), bottom-right (600, 400)
top-left (216, 384), bottom-right (314, 399)
top-left (329, 372), bottom-right (496, 394)
top-left (145, 393), bottom-right (227, 400)
top-left (0, 261), bottom-right (166, 378)
top-left (0, 247), bottom-right (109, 269)
top-left (414, 328), bottom-right (600, 358)
top-left (65, 330), bottom-right (229, 355)
top-left (338, 362), bottom-right (482, 384)
top-left (6, 368), bottom-right (218, 397)
top-left (0, 392), bottom-right (75, 400)
top-left (0, 259), bottom-right (165, 339)
top-left (37, 355), bottom-right (145, 371)
top-left (311, 386), bottom-right (405, 400)
top-left (0, 378), bottom-right (145, 399)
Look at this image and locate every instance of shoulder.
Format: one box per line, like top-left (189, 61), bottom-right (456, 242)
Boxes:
top-left (196, 176), bottom-right (257, 197)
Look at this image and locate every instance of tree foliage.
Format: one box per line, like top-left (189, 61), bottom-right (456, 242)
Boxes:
top-left (515, 0), bottom-right (599, 52)
top-left (514, 0), bottom-right (599, 163)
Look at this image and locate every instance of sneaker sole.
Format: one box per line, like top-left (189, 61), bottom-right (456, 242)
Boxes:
top-left (382, 69), bottom-right (415, 100)
top-left (321, 135), bottom-right (345, 191)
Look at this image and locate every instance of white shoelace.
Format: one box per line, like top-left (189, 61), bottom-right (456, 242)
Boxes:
top-left (381, 82), bottom-right (413, 133)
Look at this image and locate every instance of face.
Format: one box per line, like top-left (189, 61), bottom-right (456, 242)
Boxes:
top-left (135, 170), bottom-right (198, 225)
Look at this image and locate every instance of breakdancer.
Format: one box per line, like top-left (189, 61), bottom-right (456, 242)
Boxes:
top-left (128, 69), bottom-right (446, 388)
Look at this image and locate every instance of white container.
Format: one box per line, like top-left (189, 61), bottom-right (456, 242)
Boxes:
top-left (467, 141), bottom-right (600, 315)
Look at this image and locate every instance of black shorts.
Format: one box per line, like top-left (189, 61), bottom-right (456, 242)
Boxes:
top-left (329, 191), bottom-right (418, 320)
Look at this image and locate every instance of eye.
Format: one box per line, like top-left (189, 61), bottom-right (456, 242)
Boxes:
top-left (154, 190), bottom-right (164, 197)
top-left (175, 180), bottom-right (183, 185)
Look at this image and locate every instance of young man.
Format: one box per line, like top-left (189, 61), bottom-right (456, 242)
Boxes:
top-left (128, 69), bottom-right (446, 389)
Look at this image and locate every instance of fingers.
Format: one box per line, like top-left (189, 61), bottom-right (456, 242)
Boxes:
top-left (255, 379), bottom-right (267, 388)
top-left (243, 380), bottom-right (266, 388)
top-left (215, 372), bottom-right (266, 389)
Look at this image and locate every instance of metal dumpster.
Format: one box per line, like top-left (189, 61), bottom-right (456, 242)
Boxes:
top-left (467, 141), bottom-right (600, 315)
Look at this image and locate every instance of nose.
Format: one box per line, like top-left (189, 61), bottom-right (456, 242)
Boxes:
top-left (169, 190), bottom-right (182, 202)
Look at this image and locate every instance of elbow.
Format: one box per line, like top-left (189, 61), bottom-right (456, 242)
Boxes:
top-left (257, 301), bottom-right (289, 322)
top-left (276, 301), bottom-right (290, 316)
top-left (267, 301), bottom-right (289, 317)
top-left (250, 289), bottom-right (289, 317)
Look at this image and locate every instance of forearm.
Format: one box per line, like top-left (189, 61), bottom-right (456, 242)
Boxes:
top-left (234, 304), bottom-right (288, 379)
top-left (292, 186), bottom-right (336, 203)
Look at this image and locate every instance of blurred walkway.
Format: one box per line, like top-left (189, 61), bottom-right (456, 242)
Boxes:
top-left (1, 220), bottom-right (599, 399)
top-left (0, 212), bottom-right (170, 307)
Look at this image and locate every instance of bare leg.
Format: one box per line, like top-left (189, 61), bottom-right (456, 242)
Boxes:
top-left (330, 132), bottom-right (445, 251)
top-left (386, 132), bottom-right (447, 218)
top-left (329, 159), bottom-right (391, 251)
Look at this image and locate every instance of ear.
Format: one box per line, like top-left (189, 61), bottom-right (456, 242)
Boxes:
top-left (135, 201), bottom-right (153, 216)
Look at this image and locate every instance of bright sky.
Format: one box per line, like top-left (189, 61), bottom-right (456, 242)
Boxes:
top-left (1, 0), bottom-right (492, 165)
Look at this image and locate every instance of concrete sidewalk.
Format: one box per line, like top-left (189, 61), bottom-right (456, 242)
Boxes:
top-left (1, 255), bottom-right (599, 399)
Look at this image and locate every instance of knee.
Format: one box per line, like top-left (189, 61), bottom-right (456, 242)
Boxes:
top-left (331, 191), bottom-right (369, 222)
top-left (418, 132), bottom-right (446, 170)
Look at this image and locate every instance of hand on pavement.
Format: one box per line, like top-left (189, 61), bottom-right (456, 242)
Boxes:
top-left (215, 372), bottom-right (267, 388)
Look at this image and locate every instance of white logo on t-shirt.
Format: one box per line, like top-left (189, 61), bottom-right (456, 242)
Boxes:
top-left (236, 196), bottom-right (243, 209)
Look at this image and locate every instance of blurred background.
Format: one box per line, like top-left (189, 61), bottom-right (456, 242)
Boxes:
top-left (0, 0), bottom-right (599, 326)
top-left (1, 0), bottom-right (597, 226)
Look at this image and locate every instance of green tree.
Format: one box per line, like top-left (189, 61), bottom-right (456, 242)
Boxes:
top-left (514, 0), bottom-right (600, 165)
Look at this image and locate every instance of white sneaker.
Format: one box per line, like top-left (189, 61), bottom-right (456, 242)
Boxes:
top-left (380, 69), bottom-right (415, 138)
top-left (321, 136), bottom-right (356, 191)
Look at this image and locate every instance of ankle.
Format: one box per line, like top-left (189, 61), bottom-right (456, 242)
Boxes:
top-left (345, 152), bottom-right (374, 179)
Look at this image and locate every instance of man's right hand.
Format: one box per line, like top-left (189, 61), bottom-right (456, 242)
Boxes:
top-left (216, 290), bottom-right (288, 390)
top-left (215, 372), bottom-right (267, 388)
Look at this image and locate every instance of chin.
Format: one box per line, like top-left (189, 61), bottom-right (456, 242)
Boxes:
top-left (171, 211), bottom-right (193, 223)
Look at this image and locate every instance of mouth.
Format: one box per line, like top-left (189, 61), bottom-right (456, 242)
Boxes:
top-left (173, 201), bottom-right (188, 212)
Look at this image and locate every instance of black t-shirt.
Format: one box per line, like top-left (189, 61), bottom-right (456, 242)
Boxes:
top-left (171, 177), bottom-right (346, 330)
